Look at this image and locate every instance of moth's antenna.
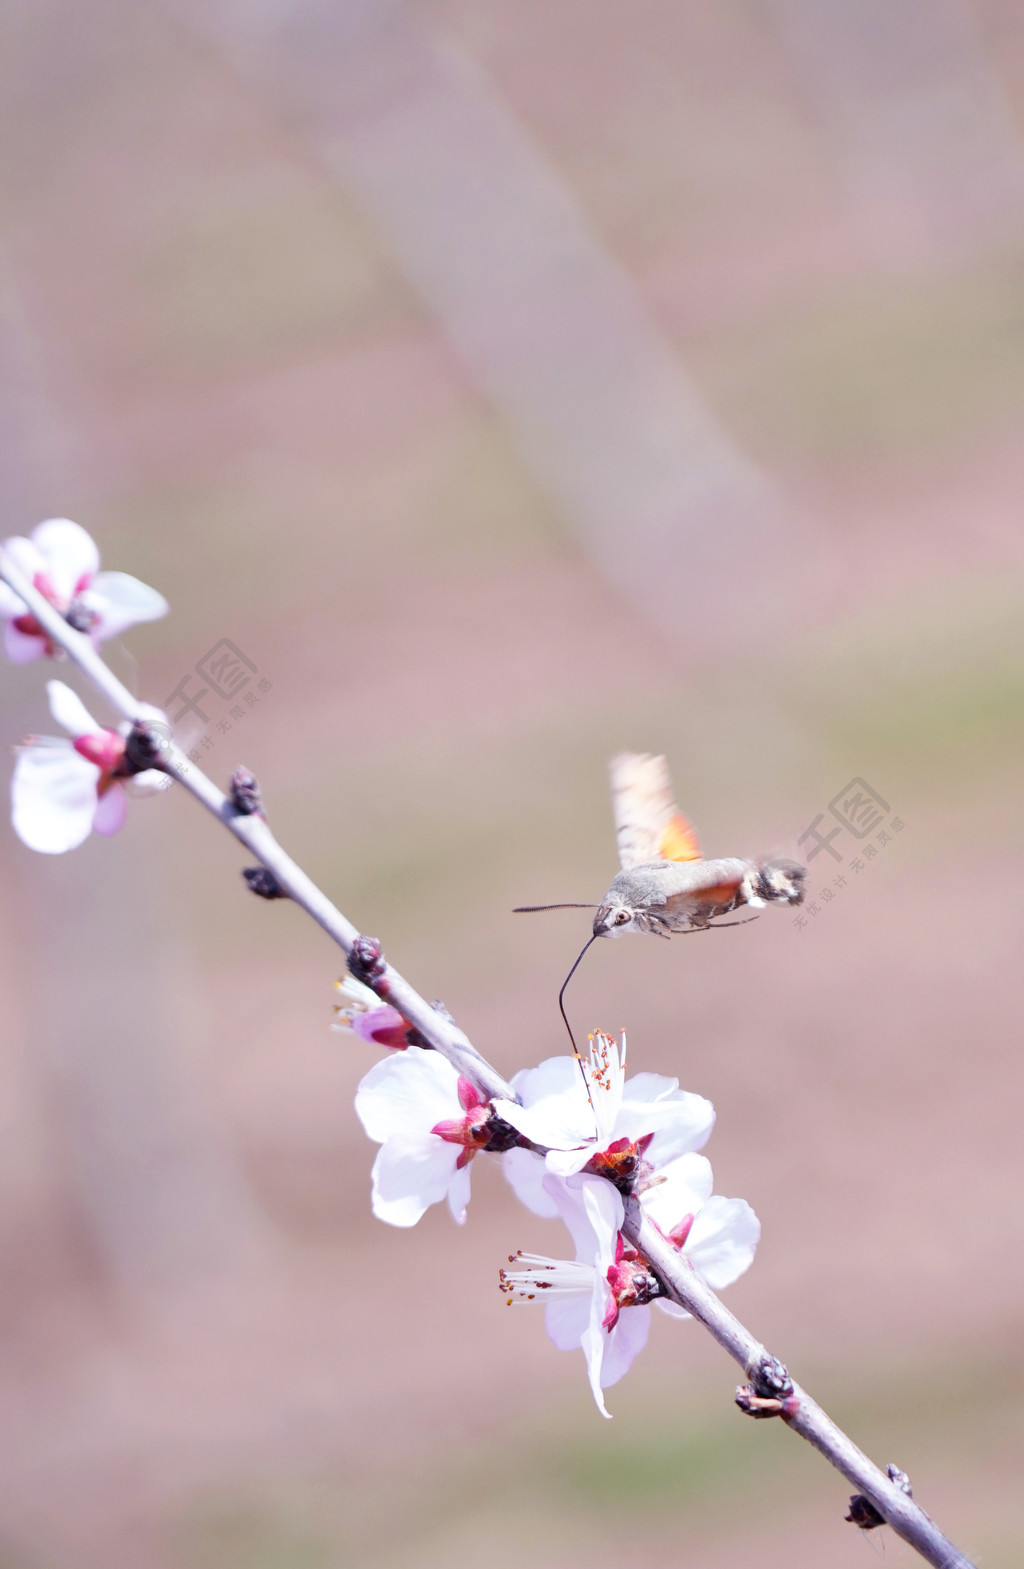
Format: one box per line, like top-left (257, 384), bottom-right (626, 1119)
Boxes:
top-left (558, 934), bottom-right (598, 1108)
top-left (513, 902), bottom-right (598, 912)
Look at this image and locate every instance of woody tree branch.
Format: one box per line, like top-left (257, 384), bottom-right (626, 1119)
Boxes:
top-left (0, 546), bottom-right (976, 1569)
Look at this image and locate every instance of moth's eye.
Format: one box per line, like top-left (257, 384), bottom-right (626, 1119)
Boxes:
top-left (615, 910), bottom-right (630, 925)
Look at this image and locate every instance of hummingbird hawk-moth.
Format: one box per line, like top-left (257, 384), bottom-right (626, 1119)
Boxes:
top-left (515, 752), bottom-right (805, 1047)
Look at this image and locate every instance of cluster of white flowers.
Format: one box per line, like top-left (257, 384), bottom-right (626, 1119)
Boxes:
top-left (2, 520), bottom-right (170, 853)
top-left (1, 518), bottom-right (760, 1420)
top-left (350, 1025), bottom-right (759, 1417)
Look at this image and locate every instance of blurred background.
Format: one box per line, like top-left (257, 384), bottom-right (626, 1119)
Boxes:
top-left (0, 0), bottom-right (1022, 1564)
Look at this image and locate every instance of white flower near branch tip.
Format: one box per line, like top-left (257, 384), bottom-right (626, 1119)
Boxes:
top-left (332, 975), bottom-right (410, 1050)
top-left (496, 1032), bottom-right (715, 1212)
top-left (499, 1161), bottom-right (760, 1417)
top-left (355, 1048), bottom-right (507, 1227)
top-left (11, 681), bottom-right (169, 854)
top-left (0, 518), bottom-right (167, 663)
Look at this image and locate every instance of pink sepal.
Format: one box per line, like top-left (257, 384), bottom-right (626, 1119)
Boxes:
top-left (430, 1117), bottom-right (468, 1144)
top-left (73, 730), bottom-right (126, 773)
top-left (457, 1076), bottom-right (483, 1112)
top-left (353, 1005), bottom-right (408, 1050)
top-left (668, 1213), bottom-right (695, 1249)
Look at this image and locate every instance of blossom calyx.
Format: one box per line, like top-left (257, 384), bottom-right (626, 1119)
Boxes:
top-left (431, 1077), bottom-right (519, 1164)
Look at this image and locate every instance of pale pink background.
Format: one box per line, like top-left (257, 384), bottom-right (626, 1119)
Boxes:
top-left (0, 2), bottom-right (1022, 1565)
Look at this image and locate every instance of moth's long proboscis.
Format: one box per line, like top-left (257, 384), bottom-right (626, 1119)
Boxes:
top-left (557, 933), bottom-right (599, 1110)
top-left (513, 903), bottom-right (598, 912)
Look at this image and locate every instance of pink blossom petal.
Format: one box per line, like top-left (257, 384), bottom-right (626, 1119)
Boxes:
top-left (92, 782), bottom-right (128, 837)
top-left (352, 1004), bottom-right (408, 1049)
top-left (31, 519), bottom-right (99, 603)
top-left (11, 744), bottom-right (99, 853)
top-left (87, 572), bottom-right (168, 640)
top-left (653, 1298), bottom-right (690, 1321)
top-left (3, 620), bottom-right (45, 663)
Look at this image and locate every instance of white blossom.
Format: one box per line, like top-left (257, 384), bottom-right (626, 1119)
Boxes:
top-left (499, 1173), bottom-right (655, 1418)
top-left (500, 1160), bottom-right (760, 1416)
top-left (11, 681), bottom-right (168, 854)
top-left (497, 1031), bottom-right (714, 1215)
top-left (355, 1049), bottom-right (497, 1227)
top-left (0, 518), bottom-right (167, 663)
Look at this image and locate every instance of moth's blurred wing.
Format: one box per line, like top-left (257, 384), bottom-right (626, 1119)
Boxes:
top-left (609, 752), bottom-right (702, 870)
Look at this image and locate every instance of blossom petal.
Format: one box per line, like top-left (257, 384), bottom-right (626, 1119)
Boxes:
top-left (369, 1133), bottom-right (460, 1227)
top-left (130, 769), bottom-right (172, 793)
top-left (355, 1048), bottom-right (462, 1143)
top-left (619, 1071), bottom-right (681, 1104)
top-left (544, 1172), bottom-right (623, 1267)
top-left (599, 1303), bottom-right (651, 1388)
top-left (684, 1196), bottom-right (760, 1290)
top-left (32, 519), bottom-right (99, 601)
top-left (1, 535), bottom-right (46, 587)
top-left (0, 579), bottom-right (27, 618)
top-left (87, 572), bottom-right (168, 640)
top-left (496, 1055), bottom-right (595, 1148)
top-left (503, 1146), bottom-right (560, 1218)
top-left (12, 744), bottom-right (98, 853)
top-left (544, 1146), bottom-right (594, 1178)
top-left (3, 621), bottom-right (45, 663)
top-left (446, 1160), bottom-right (472, 1225)
top-left (510, 1054), bottom-right (584, 1104)
top-left (653, 1298), bottom-right (690, 1320)
top-left (580, 1311), bottom-right (612, 1418)
top-left (640, 1152), bottom-right (714, 1233)
top-left (616, 1088), bottom-right (715, 1161)
top-left (490, 1094), bottom-right (593, 1151)
top-left (47, 680), bottom-right (101, 739)
top-left (544, 1290), bottom-right (592, 1351)
top-left (92, 783), bottom-right (127, 837)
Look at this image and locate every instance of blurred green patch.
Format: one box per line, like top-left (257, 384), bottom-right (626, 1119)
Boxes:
top-left (697, 251), bottom-right (1024, 460)
top-left (789, 588), bottom-right (1024, 806)
top-left (134, 165), bottom-right (412, 379)
top-left (174, 1350), bottom-right (1022, 1566)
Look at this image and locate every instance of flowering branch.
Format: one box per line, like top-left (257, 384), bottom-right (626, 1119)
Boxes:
top-left (0, 541), bottom-right (976, 1569)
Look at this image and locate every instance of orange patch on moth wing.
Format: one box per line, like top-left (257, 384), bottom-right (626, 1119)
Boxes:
top-left (658, 815), bottom-right (702, 862)
top-left (666, 879), bottom-right (743, 912)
